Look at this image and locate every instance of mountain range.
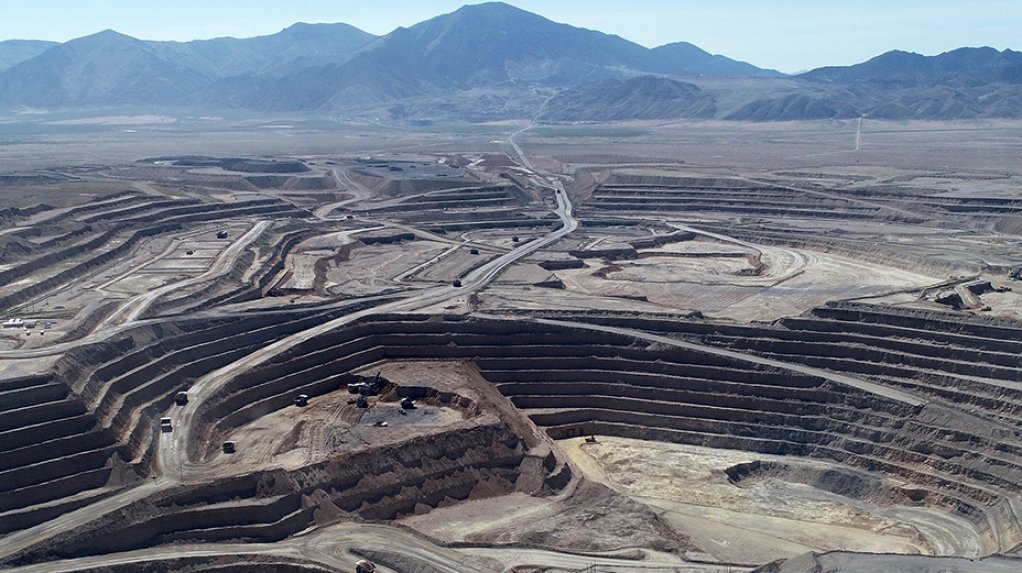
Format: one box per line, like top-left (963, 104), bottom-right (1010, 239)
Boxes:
top-left (0, 2), bottom-right (1019, 122)
top-left (0, 40), bottom-right (56, 71)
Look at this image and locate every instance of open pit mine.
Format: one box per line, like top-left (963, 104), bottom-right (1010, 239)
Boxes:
top-left (2, 124), bottom-right (1022, 573)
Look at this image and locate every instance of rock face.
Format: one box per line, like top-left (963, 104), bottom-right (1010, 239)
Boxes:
top-left (0, 39), bottom-right (57, 72)
top-left (0, 31), bottom-right (215, 108)
top-left (650, 41), bottom-right (782, 77)
top-left (173, 22), bottom-right (378, 78)
top-left (540, 76), bottom-right (717, 122)
top-left (5, 423), bottom-right (537, 565)
top-left (725, 93), bottom-right (859, 121)
top-left (801, 47), bottom-right (1022, 86)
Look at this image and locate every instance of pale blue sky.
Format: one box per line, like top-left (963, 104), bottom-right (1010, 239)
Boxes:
top-left (0, 1), bottom-right (1018, 73)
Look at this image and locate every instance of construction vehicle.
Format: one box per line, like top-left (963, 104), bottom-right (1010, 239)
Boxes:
top-left (222, 441), bottom-right (236, 454)
top-left (355, 560), bottom-right (376, 573)
top-left (216, 230), bottom-right (229, 239)
top-left (348, 382), bottom-right (371, 395)
top-left (160, 417), bottom-right (173, 433)
top-left (400, 397), bottom-right (416, 410)
top-left (347, 372), bottom-right (383, 396)
top-left (294, 394), bottom-right (309, 407)
top-left (2, 318), bottom-right (24, 329)
top-left (174, 392), bottom-right (188, 405)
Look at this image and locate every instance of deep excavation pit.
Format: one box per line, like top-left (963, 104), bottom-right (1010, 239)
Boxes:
top-left (5, 307), bottom-right (1022, 567)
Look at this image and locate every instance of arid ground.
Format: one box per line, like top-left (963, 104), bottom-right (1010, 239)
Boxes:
top-left (1, 117), bottom-right (1022, 573)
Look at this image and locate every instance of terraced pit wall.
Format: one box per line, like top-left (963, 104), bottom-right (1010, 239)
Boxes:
top-left (36, 225), bottom-right (102, 251)
top-left (0, 222), bottom-right (183, 311)
top-left (140, 249), bottom-right (257, 318)
top-left (183, 313), bottom-right (1022, 554)
top-left (0, 301), bottom-right (387, 535)
top-left (140, 227), bottom-right (320, 318)
top-left (40, 555), bottom-right (338, 573)
top-left (5, 424), bottom-right (534, 565)
top-left (10, 308), bottom-right (1022, 559)
top-left (547, 303), bottom-right (1022, 421)
top-left (0, 202), bottom-right (56, 223)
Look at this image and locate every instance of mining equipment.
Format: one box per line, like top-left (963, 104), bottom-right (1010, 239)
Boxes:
top-left (222, 441), bottom-right (236, 454)
top-left (347, 382), bottom-right (371, 395)
top-left (294, 394), bottom-right (309, 407)
top-left (452, 279), bottom-right (463, 287)
top-left (356, 396), bottom-right (369, 408)
top-left (160, 417), bottom-right (173, 432)
top-left (470, 248), bottom-right (480, 255)
top-left (512, 236), bottom-right (520, 242)
top-left (356, 560), bottom-right (376, 573)
top-left (347, 372), bottom-right (383, 396)
top-left (216, 230), bottom-right (229, 239)
top-left (585, 435), bottom-right (598, 443)
top-left (174, 392), bottom-right (188, 405)
top-left (185, 250), bottom-right (194, 255)
top-left (400, 397), bottom-right (416, 410)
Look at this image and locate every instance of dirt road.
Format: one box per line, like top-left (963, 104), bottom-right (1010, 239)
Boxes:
top-left (95, 220), bottom-right (271, 329)
top-left (313, 168), bottom-right (374, 219)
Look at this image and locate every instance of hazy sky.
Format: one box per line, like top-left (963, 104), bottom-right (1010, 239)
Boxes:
top-left (1, 1), bottom-right (1018, 73)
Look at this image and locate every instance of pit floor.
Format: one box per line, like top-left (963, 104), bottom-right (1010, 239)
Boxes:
top-left (560, 436), bottom-right (985, 562)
